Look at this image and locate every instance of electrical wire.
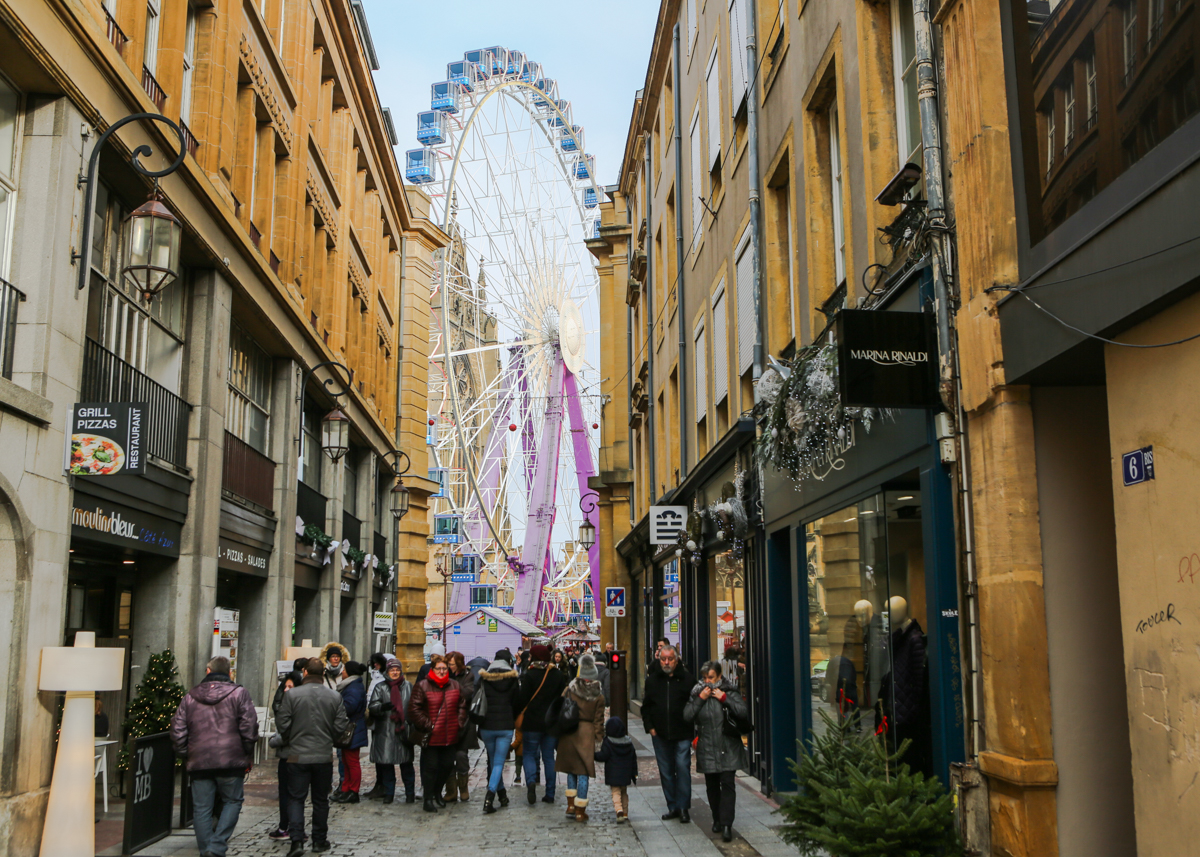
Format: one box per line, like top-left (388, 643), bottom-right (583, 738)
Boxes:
top-left (1003, 286), bottom-right (1200, 348)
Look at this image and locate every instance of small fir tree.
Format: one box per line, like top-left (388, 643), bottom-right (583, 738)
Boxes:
top-left (118, 649), bottom-right (186, 770)
top-left (777, 710), bottom-right (961, 857)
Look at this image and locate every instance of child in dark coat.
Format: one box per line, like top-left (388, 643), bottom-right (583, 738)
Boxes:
top-left (594, 715), bottom-right (637, 823)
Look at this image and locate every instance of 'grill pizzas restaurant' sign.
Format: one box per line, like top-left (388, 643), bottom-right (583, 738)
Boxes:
top-left (66, 402), bottom-right (149, 475)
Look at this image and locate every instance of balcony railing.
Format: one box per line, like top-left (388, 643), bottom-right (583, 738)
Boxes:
top-left (0, 278), bottom-right (25, 380)
top-left (296, 480), bottom-right (326, 530)
top-left (180, 120), bottom-right (199, 157)
top-left (222, 430), bottom-right (275, 510)
top-left (141, 66), bottom-right (166, 110)
top-left (80, 337), bottom-right (191, 469)
top-left (249, 223), bottom-right (262, 249)
top-left (374, 531), bottom-right (388, 576)
top-left (269, 251), bottom-right (281, 275)
top-left (343, 512), bottom-right (362, 550)
top-left (104, 7), bottom-right (128, 53)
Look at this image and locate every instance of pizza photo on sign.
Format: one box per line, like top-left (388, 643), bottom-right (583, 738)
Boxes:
top-left (69, 434), bottom-right (125, 475)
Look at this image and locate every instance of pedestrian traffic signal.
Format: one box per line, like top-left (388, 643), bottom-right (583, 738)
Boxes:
top-left (608, 651), bottom-right (624, 672)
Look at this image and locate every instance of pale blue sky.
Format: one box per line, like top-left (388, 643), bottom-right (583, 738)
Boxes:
top-left (362, 0), bottom-right (660, 187)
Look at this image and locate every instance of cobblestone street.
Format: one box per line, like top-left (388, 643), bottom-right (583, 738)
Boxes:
top-left (100, 718), bottom-right (796, 857)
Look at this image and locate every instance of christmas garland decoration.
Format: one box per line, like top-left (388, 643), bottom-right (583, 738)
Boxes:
top-left (346, 545), bottom-right (367, 568)
top-left (754, 346), bottom-right (891, 480)
top-left (302, 524), bottom-right (334, 549)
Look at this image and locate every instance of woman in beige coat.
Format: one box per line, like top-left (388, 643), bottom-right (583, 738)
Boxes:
top-left (554, 653), bottom-right (606, 822)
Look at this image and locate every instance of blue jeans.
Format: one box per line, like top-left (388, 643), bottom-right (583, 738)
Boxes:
top-left (521, 731), bottom-right (558, 797)
top-left (652, 735), bottom-right (692, 812)
top-left (479, 728), bottom-right (514, 793)
top-left (191, 775), bottom-right (244, 857)
top-left (566, 772), bottom-right (589, 800)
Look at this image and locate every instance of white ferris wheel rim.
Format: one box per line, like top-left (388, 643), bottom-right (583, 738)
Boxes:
top-left (433, 76), bottom-right (603, 590)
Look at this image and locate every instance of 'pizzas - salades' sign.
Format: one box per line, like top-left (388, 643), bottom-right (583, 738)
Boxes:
top-left (66, 402), bottom-right (149, 476)
top-left (836, 310), bottom-right (938, 409)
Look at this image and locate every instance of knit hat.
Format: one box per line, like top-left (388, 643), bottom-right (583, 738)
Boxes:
top-left (530, 643), bottom-right (551, 662)
top-left (495, 648), bottom-right (514, 664)
top-left (385, 657), bottom-right (403, 673)
top-left (344, 660), bottom-right (367, 677)
top-left (428, 641), bottom-right (445, 656)
top-left (605, 716), bottom-right (627, 738)
top-left (577, 652), bottom-right (599, 681)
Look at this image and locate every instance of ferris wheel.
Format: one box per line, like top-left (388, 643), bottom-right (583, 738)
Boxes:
top-left (405, 48), bottom-right (603, 627)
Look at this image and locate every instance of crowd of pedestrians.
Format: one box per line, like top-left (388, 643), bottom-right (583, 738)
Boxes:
top-left (167, 637), bottom-right (751, 855)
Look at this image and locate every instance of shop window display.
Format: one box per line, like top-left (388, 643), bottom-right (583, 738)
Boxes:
top-left (661, 558), bottom-right (681, 650)
top-left (804, 489), bottom-right (932, 777)
top-left (709, 548), bottom-right (747, 697)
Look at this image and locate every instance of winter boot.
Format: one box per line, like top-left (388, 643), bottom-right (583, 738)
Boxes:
top-left (444, 777), bottom-right (458, 803)
top-left (457, 773), bottom-right (470, 802)
top-left (483, 791), bottom-right (497, 814)
top-left (527, 783), bottom-right (537, 805)
top-left (613, 789), bottom-right (625, 823)
top-left (513, 759), bottom-right (522, 784)
top-left (497, 788), bottom-right (509, 807)
top-left (422, 797), bottom-right (438, 813)
top-left (564, 791), bottom-right (576, 818)
top-left (574, 798), bottom-right (589, 823)
top-left (361, 782), bottom-right (381, 801)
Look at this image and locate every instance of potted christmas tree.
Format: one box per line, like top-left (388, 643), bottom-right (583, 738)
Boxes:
top-left (118, 649), bottom-right (186, 780)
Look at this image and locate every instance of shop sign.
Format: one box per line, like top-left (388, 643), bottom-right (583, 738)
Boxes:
top-left (71, 498), bottom-right (181, 557)
top-left (488, 618), bottom-right (499, 632)
top-left (217, 538), bottom-right (270, 577)
top-left (373, 612), bottom-right (394, 633)
top-left (836, 310), bottom-right (938, 409)
top-left (650, 505), bottom-right (688, 544)
top-left (1122, 446), bottom-right (1155, 486)
top-left (123, 731), bottom-right (175, 854)
top-left (66, 402), bottom-right (149, 476)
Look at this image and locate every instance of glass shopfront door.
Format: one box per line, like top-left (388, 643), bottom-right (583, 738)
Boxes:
top-left (804, 487), bottom-right (933, 777)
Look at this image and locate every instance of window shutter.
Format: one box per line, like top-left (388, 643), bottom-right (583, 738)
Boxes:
top-left (694, 323), bottom-right (707, 420)
top-left (707, 48), bottom-right (721, 169)
top-left (688, 0), bottom-right (698, 54)
top-left (712, 283), bottom-right (728, 404)
top-left (729, 0), bottom-right (748, 115)
top-left (736, 233), bottom-right (755, 374)
top-left (690, 109), bottom-right (703, 243)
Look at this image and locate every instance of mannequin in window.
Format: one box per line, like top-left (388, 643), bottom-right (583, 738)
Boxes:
top-left (857, 598), bottom-right (888, 711)
top-left (878, 596), bottom-right (933, 777)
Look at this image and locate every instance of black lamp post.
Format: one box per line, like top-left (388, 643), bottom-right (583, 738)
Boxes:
top-left (296, 361), bottom-right (354, 464)
top-left (75, 113), bottom-right (187, 299)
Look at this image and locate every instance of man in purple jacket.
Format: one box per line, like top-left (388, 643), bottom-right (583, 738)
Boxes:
top-left (170, 656), bottom-right (259, 857)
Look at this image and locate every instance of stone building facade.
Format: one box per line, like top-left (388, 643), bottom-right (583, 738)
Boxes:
top-left (0, 0), bottom-right (443, 851)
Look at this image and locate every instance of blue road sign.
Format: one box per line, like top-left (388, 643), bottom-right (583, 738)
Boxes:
top-left (605, 587), bottom-right (625, 608)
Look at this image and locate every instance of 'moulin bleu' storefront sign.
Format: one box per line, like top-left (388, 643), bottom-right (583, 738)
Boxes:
top-left (836, 310), bottom-right (938, 409)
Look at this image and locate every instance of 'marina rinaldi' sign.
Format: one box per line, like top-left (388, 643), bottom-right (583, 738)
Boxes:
top-left (836, 310), bottom-right (938, 409)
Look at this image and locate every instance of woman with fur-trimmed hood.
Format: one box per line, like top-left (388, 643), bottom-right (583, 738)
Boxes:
top-left (476, 650), bottom-right (522, 814)
top-left (556, 653), bottom-right (606, 823)
top-left (320, 641), bottom-right (350, 690)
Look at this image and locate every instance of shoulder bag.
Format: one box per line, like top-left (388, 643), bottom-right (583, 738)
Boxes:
top-left (546, 688), bottom-right (580, 736)
top-left (469, 683), bottom-right (488, 725)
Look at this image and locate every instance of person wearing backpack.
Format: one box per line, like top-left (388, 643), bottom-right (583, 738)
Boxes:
top-left (476, 650), bottom-right (521, 813)
top-left (516, 642), bottom-right (568, 805)
top-left (275, 658), bottom-right (350, 855)
top-left (555, 653), bottom-right (606, 823)
top-left (594, 715), bottom-right (637, 824)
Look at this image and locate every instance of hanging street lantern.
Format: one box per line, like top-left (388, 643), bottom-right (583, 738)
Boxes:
top-left (578, 517), bottom-right (596, 551)
top-left (122, 191), bottom-right (182, 302)
top-left (390, 478), bottom-right (411, 521)
top-left (321, 407), bottom-right (350, 462)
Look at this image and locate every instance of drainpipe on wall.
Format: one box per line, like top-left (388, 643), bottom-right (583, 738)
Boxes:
top-left (913, 0), bottom-right (982, 759)
top-left (626, 196), bottom-right (636, 526)
top-left (645, 132), bottom-right (657, 504)
top-left (746, 0), bottom-right (765, 397)
top-left (672, 23), bottom-right (689, 480)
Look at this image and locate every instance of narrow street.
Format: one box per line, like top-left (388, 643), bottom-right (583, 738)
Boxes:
top-left (97, 716), bottom-right (795, 857)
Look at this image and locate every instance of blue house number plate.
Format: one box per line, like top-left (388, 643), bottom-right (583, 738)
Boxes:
top-left (1122, 446), bottom-right (1155, 486)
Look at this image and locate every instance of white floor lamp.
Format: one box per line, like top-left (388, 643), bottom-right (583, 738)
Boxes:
top-left (38, 631), bottom-right (125, 857)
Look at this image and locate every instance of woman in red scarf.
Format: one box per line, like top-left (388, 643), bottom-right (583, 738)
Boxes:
top-left (407, 655), bottom-right (469, 812)
top-left (367, 658), bottom-right (415, 803)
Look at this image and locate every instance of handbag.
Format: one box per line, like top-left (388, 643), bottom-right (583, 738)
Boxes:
top-left (546, 690), bottom-right (580, 736)
top-left (722, 700), bottom-right (754, 737)
top-left (469, 684), bottom-right (488, 724)
top-left (333, 716), bottom-right (356, 749)
top-left (514, 666), bottom-right (551, 732)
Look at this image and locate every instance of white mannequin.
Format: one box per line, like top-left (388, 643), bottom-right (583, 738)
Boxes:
top-left (888, 595), bottom-right (913, 631)
top-left (854, 599), bottom-right (874, 625)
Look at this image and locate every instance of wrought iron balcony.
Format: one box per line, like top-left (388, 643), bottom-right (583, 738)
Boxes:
top-left (141, 66), bottom-right (166, 110)
top-left (222, 431), bottom-right (275, 510)
top-left (80, 337), bottom-right (191, 469)
top-left (103, 7), bottom-right (128, 53)
top-left (180, 120), bottom-right (199, 157)
top-left (296, 481), bottom-right (326, 530)
top-left (0, 278), bottom-right (25, 380)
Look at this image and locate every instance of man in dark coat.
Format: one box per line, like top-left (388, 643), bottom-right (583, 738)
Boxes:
top-left (640, 645), bottom-right (695, 823)
top-left (170, 656), bottom-right (258, 857)
top-left (276, 658), bottom-right (349, 855)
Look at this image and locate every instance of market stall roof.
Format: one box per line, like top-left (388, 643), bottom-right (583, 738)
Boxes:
top-left (475, 607), bottom-right (545, 638)
top-left (425, 612), bottom-right (470, 631)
